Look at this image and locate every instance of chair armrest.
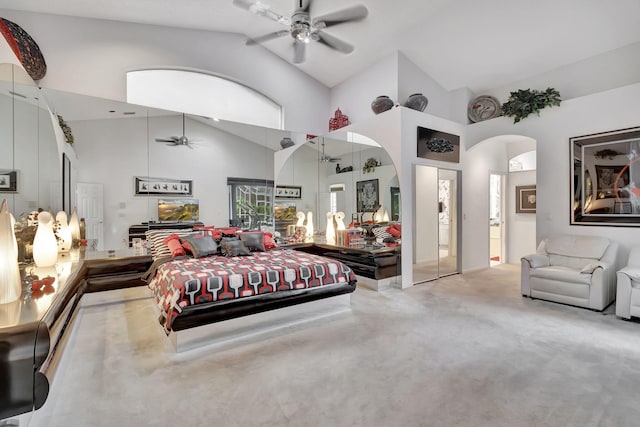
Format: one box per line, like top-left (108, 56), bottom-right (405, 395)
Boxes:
top-left (521, 254), bottom-right (549, 268)
top-left (617, 266), bottom-right (640, 281)
top-left (580, 260), bottom-right (613, 274)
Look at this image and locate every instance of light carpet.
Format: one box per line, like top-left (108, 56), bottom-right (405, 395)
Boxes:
top-left (28, 264), bottom-right (640, 427)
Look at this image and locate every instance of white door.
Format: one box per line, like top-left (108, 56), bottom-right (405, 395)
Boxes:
top-left (76, 182), bottom-right (104, 251)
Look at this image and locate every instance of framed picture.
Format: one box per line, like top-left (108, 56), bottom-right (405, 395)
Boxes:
top-left (417, 126), bottom-right (460, 163)
top-left (571, 126), bottom-right (640, 226)
top-left (0, 170), bottom-right (17, 192)
top-left (275, 185), bottom-right (302, 199)
top-left (516, 185), bottom-right (536, 213)
top-left (62, 153), bottom-right (71, 212)
top-left (357, 179), bottom-right (379, 212)
top-left (135, 176), bottom-right (192, 196)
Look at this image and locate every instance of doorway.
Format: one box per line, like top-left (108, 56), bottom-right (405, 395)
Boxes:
top-left (413, 165), bottom-right (460, 283)
top-left (489, 173), bottom-right (505, 266)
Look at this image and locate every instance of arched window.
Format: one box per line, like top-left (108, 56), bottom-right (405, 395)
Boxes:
top-left (126, 68), bottom-right (283, 129)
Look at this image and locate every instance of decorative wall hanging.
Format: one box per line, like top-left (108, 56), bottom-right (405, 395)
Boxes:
top-left (571, 126), bottom-right (640, 226)
top-left (329, 108), bottom-right (350, 131)
top-left (516, 185), bottom-right (536, 213)
top-left (275, 185), bottom-right (302, 199)
top-left (403, 93), bottom-right (428, 112)
top-left (417, 126), bottom-right (460, 163)
top-left (356, 179), bottom-right (379, 213)
top-left (0, 170), bottom-right (17, 192)
top-left (371, 95), bottom-right (394, 114)
top-left (134, 177), bottom-right (192, 196)
top-left (468, 95), bottom-right (501, 122)
top-left (0, 18), bottom-right (47, 80)
top-left (501, 88), bottom-right (561, 123)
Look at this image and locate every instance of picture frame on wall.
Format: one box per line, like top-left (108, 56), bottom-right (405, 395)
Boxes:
top-left (134, 176), bottom-right (192, 196)
top-left (357, 179), bottom-right (379, 212)
top-left (0, 170), bottom-right (17, 192)
top-left (516, 185), bottom-right (536, 213)
top-left (571, 126), bottom-right (640, 226)
top-left (417, 126), bottom-right (460, 163)
top-left (275, 185), bottom-right (302, 199)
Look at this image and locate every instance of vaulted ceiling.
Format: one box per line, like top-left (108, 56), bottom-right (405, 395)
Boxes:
top-left (1, 0), bottom-right (639, 92)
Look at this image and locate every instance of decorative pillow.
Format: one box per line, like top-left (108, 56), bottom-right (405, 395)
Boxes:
top-left (372, 226), bottom-right (393, 240)
top-left (145, 229), bottom-right (198, 259)
top-left (162, 234), bottom-right (186, 257)
top-left (220, 239), bottom-right (252, 257)
top-left (263, 231), bottom-right (277, 250)
top-left (386, 224), bottom-right (401, 238)
top-left (181, 235), bottom-right (218, 258)
top-left (238, 231), bottom-right (266, 252)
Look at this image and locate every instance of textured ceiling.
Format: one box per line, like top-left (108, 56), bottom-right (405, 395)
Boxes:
top-left (1, 0), bottom-right (639, 91)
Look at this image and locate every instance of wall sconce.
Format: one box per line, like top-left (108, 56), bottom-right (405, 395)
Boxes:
top-left (55, 211), bottom-right (72, 253)
top-left (69, 208), bottom-right (81, 247)
top-left (0, 199), bottom-right (21, 304)
top-left (33, 211), bottom-right (58, 267)
top-left (325, 212), bottom-right (335, 245)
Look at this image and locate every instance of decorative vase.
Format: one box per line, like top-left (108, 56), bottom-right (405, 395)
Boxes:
top-left (371, 96), bottom-right (395, 114)
top-left (55, 211), bottom-right (72, 253)
top-left (404, 93), bottom-right (428, 112)
top-left (69, 208), bottom-right (81, 246)
top-left (33, 211), bottom-right (58, 267)
top-left (0, 199), bottom-right (21, 304)
top-left (325, 212), bottom-right (335, 245)
top-left (280, 137), bottom-right (295, 149)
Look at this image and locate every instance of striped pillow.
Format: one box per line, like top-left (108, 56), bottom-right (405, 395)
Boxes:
top-left (145, 229), bottom-right (199, 259)
top-left (371, 226), bottom-right (393, 240)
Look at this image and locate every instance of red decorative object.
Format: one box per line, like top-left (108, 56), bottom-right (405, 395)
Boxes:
top-left (0, 18), bottom-right (47, 80)
top-left (329, 108), bottom-right (350, 131)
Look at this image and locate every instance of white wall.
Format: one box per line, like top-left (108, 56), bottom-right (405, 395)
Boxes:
top-left (507, 170), bottom-right (537, 263)
top-left (72, 115), bottom-right (274, 250)
top-left (467, 83), bottom-right (640, 269)
top-left (0, 9), bottom-right (331, 135)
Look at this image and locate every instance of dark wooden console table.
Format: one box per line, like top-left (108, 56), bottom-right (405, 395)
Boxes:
top-left (0, 250), bottom-right (152, 423)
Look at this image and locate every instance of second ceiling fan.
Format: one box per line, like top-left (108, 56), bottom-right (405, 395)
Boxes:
top-left (233, 0), bottom-right (368, 64)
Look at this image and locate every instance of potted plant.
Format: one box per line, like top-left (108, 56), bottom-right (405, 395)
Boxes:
top-left (501, 88), bottom-right (561, 123)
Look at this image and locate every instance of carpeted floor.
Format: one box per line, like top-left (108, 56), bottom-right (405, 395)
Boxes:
top-left (28, 264), bottom-right (640, 427)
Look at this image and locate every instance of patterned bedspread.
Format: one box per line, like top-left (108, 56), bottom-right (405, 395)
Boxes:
top-left (147, 249), bottom-right (355, 333)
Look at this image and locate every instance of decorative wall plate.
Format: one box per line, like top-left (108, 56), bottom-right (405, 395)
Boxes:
top-left (0, 18), bottom-right (47, 81)
top-left (468, 95), bottom-right (501, 123)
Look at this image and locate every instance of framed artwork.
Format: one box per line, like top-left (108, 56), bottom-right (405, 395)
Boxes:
top-left (516, 185), bottom-right (536, 213)
top-left (571, 126), bottom-right (640, 226)
top-left (0, 170), bottom-right (17, 192)
top-left (62, 153), bottom-right (71, 212)
top-left (357, 179), bottom-right (379, 212)
top-left (417, 126), bottom-right (460, 163)
top-left (135, 176), bottom-right (192, 196)
top-left (275, 185), bottom-right (302, 199)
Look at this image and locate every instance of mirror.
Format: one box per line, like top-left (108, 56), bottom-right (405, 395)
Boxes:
top-left (0, 63), bottom-right (60, 221)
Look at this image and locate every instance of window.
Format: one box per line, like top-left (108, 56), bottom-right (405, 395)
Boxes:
top-left (227, 178), bottom-right (274, 229)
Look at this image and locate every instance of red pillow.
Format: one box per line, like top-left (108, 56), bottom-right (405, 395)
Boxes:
top-left (162, 233), bottom-right (186, 257)
top-left (263, 231), bottom-right (277, 250)
top-left (386, 225), bottom-right (401, 238)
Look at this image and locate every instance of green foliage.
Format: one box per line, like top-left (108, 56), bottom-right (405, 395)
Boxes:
top-left (57, 114), bottom-right (74, 145)
top-left (501, 88), bottom-right (561, 123)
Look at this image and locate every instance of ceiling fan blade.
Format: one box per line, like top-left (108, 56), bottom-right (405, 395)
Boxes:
top-left (312, 4), bottom-right (368, 29)
top-left (232, 0), bottom-right (291, 26)
top-left (246, 30), bottom-right (290, 46)
top-left (155, 137), bottom-right (176, 143)
top-left (315, 31), bottom-right (354, 54)
top-left (293, 39), bottom-right (307, 64)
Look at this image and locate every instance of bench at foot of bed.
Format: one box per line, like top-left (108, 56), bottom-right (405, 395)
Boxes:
top-left (169, 293), bottom-right (352, 353)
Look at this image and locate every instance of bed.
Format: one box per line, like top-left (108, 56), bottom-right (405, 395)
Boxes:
top-left (143, 242), bottom-right (357, 350)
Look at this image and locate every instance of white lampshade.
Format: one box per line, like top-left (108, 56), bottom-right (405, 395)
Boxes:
top-left (382, 209), bottom-right (390, 222)
top-left (335, 212), bottom-right (346, 230)
top-left (325, 212), bottom-right (335, 245)
top-left (55, 211), bottom-right (72, 253)
top-left (0, 199), bottom-right (21, 304)
top-left (305, 211), bottom-right (314, 242)
top-left (69, 208), bottom-right (81, 242)
top-left (33, 211), bottom-right (59, 267)
top-left (374, 205), bottom-right (385, 223)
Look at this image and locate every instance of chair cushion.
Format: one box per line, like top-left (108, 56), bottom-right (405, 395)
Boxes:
top-left (545, 235), bottom-right (609, 259)
top-left (548, 254), bottom-right (599, 270)
top-left (529, 265), bottom-right (592, 285)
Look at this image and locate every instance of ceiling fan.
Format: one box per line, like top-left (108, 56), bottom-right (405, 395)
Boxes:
top-left (233, 0), bottom-right (368, 64)
top-left (155, 113), bottom-right (197, 148)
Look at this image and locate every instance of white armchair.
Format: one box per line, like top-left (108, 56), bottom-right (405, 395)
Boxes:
top-left (616, 246), bottom-right (640, 319)
top-left (521, 235), bottom-right (618, 311)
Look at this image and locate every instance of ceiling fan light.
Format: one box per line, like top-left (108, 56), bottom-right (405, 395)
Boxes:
top-left (291, 23), bottom-right (310, 42)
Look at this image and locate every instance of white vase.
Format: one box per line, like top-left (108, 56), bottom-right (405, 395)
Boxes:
top-left (33, 211), bottom-right (58, 267)
top-left (325, 212), bottom-right (335, 245)
top-left (0, 199), bottom-right (21, 304)
top-left (55, 211), bottom-right (72, 252)
top-left (69, 208), bottom-right (81, 244)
